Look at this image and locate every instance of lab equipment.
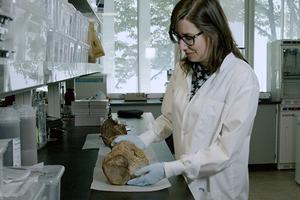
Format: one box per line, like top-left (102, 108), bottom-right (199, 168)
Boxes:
top-left (267, 40), bottom-right (300, 101)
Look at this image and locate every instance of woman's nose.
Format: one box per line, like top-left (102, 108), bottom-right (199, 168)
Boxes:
top-left (178, 40), bottom-right (188, 51)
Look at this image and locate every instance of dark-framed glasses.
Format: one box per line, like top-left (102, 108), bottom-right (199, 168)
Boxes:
top-left (172, 31), bottom-right (204, 46)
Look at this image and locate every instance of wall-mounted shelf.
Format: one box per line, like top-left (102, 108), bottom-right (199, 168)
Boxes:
top-left (68, 0), bottom-right (103, 24)
top-left (0, 62), bottom-right (103, 97)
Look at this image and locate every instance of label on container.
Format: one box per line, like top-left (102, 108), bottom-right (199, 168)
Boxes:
top-left (12, 138), bottom-right (21, 167)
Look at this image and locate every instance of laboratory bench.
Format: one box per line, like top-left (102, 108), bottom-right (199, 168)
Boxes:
top-left (38, 113), bottom-right (194, 200)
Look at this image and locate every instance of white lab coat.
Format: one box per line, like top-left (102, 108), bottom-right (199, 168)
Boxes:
top-left (139, 53), bottom-right (259, 200)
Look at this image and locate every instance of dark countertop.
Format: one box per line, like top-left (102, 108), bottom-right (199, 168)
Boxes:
top-left (258, 99), bottom-right (281, 104)
top-left (38, 113), bottom-right (193, 200)
top-left (111, 98), bottom-right (281, 105)
top-left (110, 99), bottom-right (162, 105)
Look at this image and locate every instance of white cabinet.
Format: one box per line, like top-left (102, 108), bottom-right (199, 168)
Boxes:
top-left (277, 101), bottom-right (300, 169)
top-left (249, 103), bottom-right (278, 164)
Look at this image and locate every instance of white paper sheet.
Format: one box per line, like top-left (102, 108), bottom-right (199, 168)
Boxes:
top-left (82, 134), bottom-right (107, 150)
top-left (91, 139), bottom-right (171, 192)
top-left (91, 167), bottom-right (171, 192)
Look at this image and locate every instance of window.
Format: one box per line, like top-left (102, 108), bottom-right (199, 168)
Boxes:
top-left (101, 0), bottom-right (176, 94)
top-left (253, 0), bottom-right (300, 92)
top-left (253, 0), bottom-right (282, 92)
top-left (101, 0), bottom-right (300, 94)
top-left (220, 0), bottom-right (245, 52)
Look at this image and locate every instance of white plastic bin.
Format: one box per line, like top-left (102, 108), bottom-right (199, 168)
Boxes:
top-left (295, 113), bottom-right (300, 184)
top-left (0, 107), bottom-right (21, 167)
top-left (39, 165), bottom-right (65, 200)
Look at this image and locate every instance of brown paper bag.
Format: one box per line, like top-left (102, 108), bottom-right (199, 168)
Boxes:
top-left (88, 22), bottom-right (105, 63)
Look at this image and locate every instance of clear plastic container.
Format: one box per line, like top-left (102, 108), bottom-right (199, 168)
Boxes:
top-left (60, 2), bottom-right (76, 37)
top-left (39, 165), bottom-right (65, 200)
top-left (74, 41), bottom-right (82, 63)
top-left (68, 4), bottom-right (77, 38)
top-left (13, 0), bottom-right (48, 61)
top-left (81, 16), bottom-right (89, 43)
top-left (14, 105), bottom-right (37, 166)
top-left (45, 0), bottom-right (57, 30)
top-left (46, 30), bottom-right (60, 62)
top-left (62, 35), bottom-right (70, 63)
top-left (68, 36), bottom-right (76, 63)
top-left (81, 43), bottom-right (90, 63)
top-left (0, 107), bottom-right (21, 167)
top-left (74, 11), bottom-right (83, 41)
top-left (0, 139), bottom-right (10, 195)
top-left (35, 93), bottom-right (47, 149)
top-left (0, 0), bottom-right (15, 19)
top-left (3, 179), bottom-right (47, 200)
top-left (0, 58), bottom-right (9, 92)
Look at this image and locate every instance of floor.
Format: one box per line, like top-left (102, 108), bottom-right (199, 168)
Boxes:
top-left (249, 169), bottom-right (300, 200)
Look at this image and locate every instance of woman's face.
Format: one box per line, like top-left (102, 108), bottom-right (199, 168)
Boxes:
top-left (175, 19), bottom-right (210, 63)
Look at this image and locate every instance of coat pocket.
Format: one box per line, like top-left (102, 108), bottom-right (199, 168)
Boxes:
top-left (194, 97), bottom-right (224, 136)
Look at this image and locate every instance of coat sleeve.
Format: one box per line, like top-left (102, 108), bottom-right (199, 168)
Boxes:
top-left (164, 67), bottom-right (260, 179)
top-left (138, 64), bottom-right (180, 147)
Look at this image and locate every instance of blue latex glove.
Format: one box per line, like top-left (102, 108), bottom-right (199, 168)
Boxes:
top-left (111, 134), bottom-right (146, 149)
top-left (127, 163), bottom-right (165, 186)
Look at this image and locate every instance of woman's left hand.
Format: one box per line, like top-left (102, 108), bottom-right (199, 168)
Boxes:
top-left (127, 163), bottom-right (165, 186)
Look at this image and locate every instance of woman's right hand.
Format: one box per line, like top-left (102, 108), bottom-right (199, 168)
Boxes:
top-left (111, 134), bottom-right (146, 149)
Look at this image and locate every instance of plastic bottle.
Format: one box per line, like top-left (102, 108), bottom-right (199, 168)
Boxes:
top-left (14, 104), bottom-right (37, 166)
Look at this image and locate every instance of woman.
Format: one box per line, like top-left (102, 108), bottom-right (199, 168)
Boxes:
top-left (113, 0), bottom-right (259, 199)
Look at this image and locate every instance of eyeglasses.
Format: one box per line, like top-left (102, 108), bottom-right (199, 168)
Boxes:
top-left (172, 31), bottom-right (204, 46)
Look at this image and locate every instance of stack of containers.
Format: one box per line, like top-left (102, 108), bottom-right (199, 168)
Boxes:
top-left (46, 0), bottom-right (90, 63)
top-left (0, 0), bottom-right (14, 93)
top-left (0, 0), bottom-right (14, 54)
top-left (14, 105), bottom-right (37, 166)
top-left (72, 99), bottom-right (108, 126)
top-left (0, 107), bottom-right (21, 167)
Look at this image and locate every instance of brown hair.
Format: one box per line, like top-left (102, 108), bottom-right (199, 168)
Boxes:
top-left (169, 0), bottom-right (246, 75)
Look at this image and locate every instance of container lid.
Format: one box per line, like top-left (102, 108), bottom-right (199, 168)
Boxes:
top-left (14, 104), bottom-right (36, 118)
top-left (0, 107), bottom-right (20, 123)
